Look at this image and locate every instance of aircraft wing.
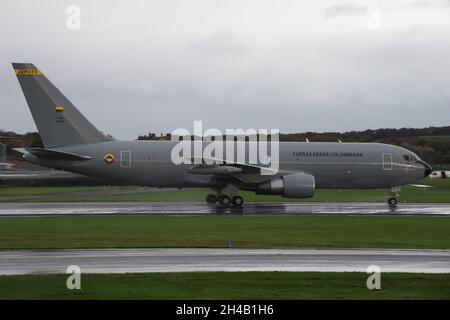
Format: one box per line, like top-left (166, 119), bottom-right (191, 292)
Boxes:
top-left (187, 157), bottom-right (290, 184)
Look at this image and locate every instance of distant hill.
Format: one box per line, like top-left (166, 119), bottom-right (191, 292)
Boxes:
top-left (279, 126), bottom-right (450, 142)
top-left (0, 130), bottom-right (43, 149)
top-left (280, 126), bottom-right (450, 165)
top-left (2, 126), bottom-right (449, 165)
top-left (139, 126), bottom-right (450, 165)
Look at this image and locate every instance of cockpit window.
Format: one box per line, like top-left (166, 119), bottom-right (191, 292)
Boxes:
top-left (403, 154), bottom-right (417, 162)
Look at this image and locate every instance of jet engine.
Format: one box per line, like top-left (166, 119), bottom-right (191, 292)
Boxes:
top-left (257, 172), bottom-right (315, 198)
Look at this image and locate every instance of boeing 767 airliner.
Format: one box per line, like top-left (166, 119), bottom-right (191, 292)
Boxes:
top-left (12, 63), bottom-right (432, 206)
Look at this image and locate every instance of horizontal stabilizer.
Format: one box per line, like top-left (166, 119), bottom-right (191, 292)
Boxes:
top-left (25, 148), bottom-right (92, 161)
top-left (11, 148), bottom-right (27, 155)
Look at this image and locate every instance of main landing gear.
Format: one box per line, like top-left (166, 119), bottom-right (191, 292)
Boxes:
top-left (205, 193), bottom-right (244, 207)
top-left (387, 186), bottom-right (401, 206)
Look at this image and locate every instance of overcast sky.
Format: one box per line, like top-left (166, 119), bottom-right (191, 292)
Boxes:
top-left (1, 0), bottom-right (449, 139)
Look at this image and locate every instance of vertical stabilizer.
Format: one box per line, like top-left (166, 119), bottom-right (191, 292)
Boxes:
top-left (12, 63), bottom-right (111, 148)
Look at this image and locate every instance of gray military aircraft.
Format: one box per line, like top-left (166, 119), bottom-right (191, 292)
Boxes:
top-left (12, 63), bottom-right (432, 206)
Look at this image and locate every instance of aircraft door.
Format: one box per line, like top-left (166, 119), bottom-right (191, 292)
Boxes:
top-left (382, 153), bottom-right (393, 170)
top-left (120, 150), bottom-right (131, 168)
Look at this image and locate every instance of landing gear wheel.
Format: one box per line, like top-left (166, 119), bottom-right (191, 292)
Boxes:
top-left (206, 194), bottom-right (218, 204)
top-left (232, 196), bottom-right (244, 207)
top-left (388, 197), bottom-right (398, 206)
top-left (218, 195), bottom-right (231, 206)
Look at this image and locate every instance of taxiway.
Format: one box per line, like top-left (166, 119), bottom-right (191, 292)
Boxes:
top-left (0, 248), bottom-right (448, 275)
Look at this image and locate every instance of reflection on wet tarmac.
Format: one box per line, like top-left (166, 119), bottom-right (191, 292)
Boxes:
top-left (0, 202), bottom-right (449, 216)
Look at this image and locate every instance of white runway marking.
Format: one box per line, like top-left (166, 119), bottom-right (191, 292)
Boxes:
top-left (0, 248), bottom-right (449, 275)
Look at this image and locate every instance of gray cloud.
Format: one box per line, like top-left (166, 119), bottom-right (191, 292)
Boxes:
top-left (1, 0), bottom-right (449, 140)
top-left (413, 0), bottom-right (450, 7)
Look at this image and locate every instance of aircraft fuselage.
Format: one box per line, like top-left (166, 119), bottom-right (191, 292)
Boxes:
top-left (24, 140), bottom-right (430, 190)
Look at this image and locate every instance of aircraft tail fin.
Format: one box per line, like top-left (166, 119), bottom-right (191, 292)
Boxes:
top-left (12, 63), bottom-right (111, 148)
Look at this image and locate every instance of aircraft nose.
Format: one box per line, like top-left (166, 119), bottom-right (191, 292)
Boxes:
top-left (416, 160), bottom-right (432, 177)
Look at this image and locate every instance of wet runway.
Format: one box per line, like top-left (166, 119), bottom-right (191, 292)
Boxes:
top-left (0, 202), bottom-right (449, 216)
top-left (0, 248), bottom-right (448, 275)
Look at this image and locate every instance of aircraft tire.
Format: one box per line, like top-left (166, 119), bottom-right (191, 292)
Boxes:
top-left (206, 194), bottom-right (218, 204)
top-left (388, 197), bottom-right (398, 205)
top-left (218, 195), bottom-right (231, 206)
top-left (232, 196), bottom-right (244, 207)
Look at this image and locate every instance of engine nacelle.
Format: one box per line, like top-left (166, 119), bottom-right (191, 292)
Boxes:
top-left (257, 172), bottom-right (315, 198)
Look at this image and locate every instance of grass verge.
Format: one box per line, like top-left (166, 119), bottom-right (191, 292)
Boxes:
top-left (0, 215), bottom-right (449, 249)
top-left (0, 272), bottom-right (449, 299)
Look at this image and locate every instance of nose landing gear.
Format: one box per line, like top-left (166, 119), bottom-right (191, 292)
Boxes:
top-left (387, 187), bottom-right (401, 206)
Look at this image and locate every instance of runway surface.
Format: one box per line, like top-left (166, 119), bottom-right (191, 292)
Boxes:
top-left (0, 248), bottom-right (448, 275)
top-left (0, 202), bottom-right (449, 216)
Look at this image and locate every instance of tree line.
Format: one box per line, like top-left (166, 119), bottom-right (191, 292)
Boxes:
top-left (2, 126), bottom-right (449, 165)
